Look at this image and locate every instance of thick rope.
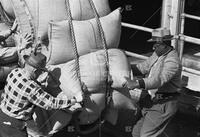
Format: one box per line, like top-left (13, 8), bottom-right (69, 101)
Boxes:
top-left (88, 0), bottom-right (112, 108)
top-left (88, 0), bottom-right (110, 73)
top-left (10, 0), bottom-right (42, 53)
top-left (10, 0), bottom-right (36, 67)
top-left (65, 0), bottom-right (112, 135)
top-left (65, 1), bottom-right (87, 134)
top-left (66, 0), bottom-right (82, 87)
top-left (88, 1), bottom-right (113, 136)
top-left (11, 0), bottom-right (35, 43)
top-left (22, 0), bottom-right (40, 52)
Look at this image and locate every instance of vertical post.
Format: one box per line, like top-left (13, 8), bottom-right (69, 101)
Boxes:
top-left (161, 0), bottom-right (172, 28)
top-left (167, 0), bottom-right (182, 49)
top-left (177, 0), bottom-right (185, 60)
top-left (161, 0), bottom-right (186, 58)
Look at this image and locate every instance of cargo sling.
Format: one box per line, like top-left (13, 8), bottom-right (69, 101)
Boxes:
top-left (66, 0), bottom-right (113, 134)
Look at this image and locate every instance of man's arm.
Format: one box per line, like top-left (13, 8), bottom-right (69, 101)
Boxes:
top-left (26, 82), bottom-right (79, 110)
top-left (124, 51), bottom-right (181, 90)
top-left (142, 53), bottom-right (181, 90)
top-left (124, 53), bottom-right (158, 89)
top-left (132, 52), bottom-right (157, 76)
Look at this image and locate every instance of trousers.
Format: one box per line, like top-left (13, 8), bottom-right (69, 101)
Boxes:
top-left (0, 109), bottom-right (28, 137)
top-left (132, 95), bottom-right (178, 137)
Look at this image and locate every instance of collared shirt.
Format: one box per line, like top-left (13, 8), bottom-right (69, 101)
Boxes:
top-left (0, 68), bottom-right (71, 120)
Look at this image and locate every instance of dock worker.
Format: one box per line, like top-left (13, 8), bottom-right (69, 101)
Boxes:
top-left (0, 20), bottom-right (28, 89)
top-left (123, 28), bottom-right (182, 137)
top-left (0, 20), bottom-right (19, 63)
top-left (0, 49), bottom-right (83, 137)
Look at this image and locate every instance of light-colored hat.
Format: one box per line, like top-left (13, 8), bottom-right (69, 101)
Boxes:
top-left (147, 27), bottom-right (174, 42)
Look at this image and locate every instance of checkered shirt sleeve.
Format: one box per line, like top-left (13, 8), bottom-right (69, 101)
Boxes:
top-left (2, 68), bottom-right (71, 117)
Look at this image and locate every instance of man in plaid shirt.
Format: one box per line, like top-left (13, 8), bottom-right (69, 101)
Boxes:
top-left (0, 49), bottom-right (82, 136)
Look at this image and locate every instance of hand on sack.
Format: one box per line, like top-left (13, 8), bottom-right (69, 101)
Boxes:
top-left (15, 32), bottom-right (32, 52)
top-left (123, 76), bottom-right (140, 90)
top-left (65, 98), bottom-right (83, 113)
top-left (75, 92), bottom-right (84, 103)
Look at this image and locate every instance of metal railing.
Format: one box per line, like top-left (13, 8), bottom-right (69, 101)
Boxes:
top-left (121, 22), bottom-right (200, 76)
top-left (179, 13), bottom-right (200, 45)
top-left (122, 23), bottom-right (153, 32)
top-left (125, 48), bottom-right (200, 76)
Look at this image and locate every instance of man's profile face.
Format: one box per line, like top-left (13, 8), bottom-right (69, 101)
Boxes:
top-left (153, 41), bottom-right (162, 50)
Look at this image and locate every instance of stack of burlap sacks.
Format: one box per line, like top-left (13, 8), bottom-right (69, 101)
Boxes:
top-left (0, 0), bottom-right (138, 136)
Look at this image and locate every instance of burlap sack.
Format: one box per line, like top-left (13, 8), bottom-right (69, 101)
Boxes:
top-left (44, 8), bottom-right (121, 65)
top-left (0, 0), bottom-right (15, 19)
top-left (3, 0), bottom-right (110, 41)
top-left (34, 49), bottom-right (135, 135)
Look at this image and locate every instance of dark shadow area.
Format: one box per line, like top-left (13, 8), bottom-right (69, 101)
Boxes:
top-left (53, 109), bottom-right (140, 137)
top-left (109, 0), bottom-right (162, 54)
top-left (158, 88), bottom-right (200, 137)
top-left (45, 67), bottom-right (62, 96)
top-left (183, 0), bottom-right (200, 54)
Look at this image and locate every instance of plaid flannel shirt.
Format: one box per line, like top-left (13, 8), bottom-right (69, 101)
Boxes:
top-left (0, 68), bottom-right (71, 120)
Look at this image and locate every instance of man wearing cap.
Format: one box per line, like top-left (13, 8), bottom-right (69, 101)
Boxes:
top-left (0, 50), bottom-right (83, 136)
top-left (123, 28), bottom-right (182, 137)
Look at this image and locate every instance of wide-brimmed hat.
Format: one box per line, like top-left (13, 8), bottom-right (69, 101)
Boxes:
top-left (23, 52), bottom-right (48, 72)
top-left (147, 27), bottom-right (174, 42)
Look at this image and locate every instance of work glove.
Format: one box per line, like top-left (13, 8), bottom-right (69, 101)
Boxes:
top-left (64, 97), bottom-right (83, 113)
top-left (123, 76), bottom-right (140, 90)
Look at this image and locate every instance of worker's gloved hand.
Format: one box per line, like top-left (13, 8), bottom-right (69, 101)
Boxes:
top-left (123, 76), bottom-right (139, 90)
top-left (65, 97), bottom-right (83, 113)
top-left (75, 92), bottom-right (84, 103)
top-left (68, 102), bottom-right (83, 113)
